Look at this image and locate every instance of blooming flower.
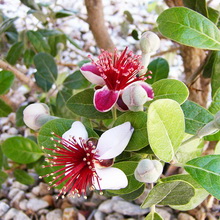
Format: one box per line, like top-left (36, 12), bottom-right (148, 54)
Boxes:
top-left (80, 47), bottom-right (154, 112)
top-left (41, 121), bottom-right (134, 198)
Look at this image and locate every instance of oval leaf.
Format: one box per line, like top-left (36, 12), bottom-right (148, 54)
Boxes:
top-left (152, 79), bottom-right (189, 104)
top-left (211, 51), bottom-right (220, 97)
top-left (185, 155), bottom-right (220, 200)
top-left (34, 52), bottom-right (58, 83)
top-left (147, 99), bottom-right (185, 162)
top-left (2, 137), bottom-right (43, 164)
top-left (114, 112), bottom-right (148, 151)
top-left (14, 169), bottom-right (35, 185)
top-left (141, 180), bottom-right (195, 208)
top-left (66, 88), bottom-right (112, 119)
top-left (0, 70), bottom-right (14, 95)
top-left (147, 58), bottom-right (169, 84)
top-left (181, 100), bottom-right (214, 135)
top-left (0, 99), bottom-right (12, 117)
top-left (157, 7), bottom-right (220, 50)
top-left (145, 211), bottom-right (163, 220)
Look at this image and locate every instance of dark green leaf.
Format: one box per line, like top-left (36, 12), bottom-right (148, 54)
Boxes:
top-left (141, 180), bottom-right (195, 208)
top-left (185, 155), bottom-right (220, 200)
top-left (66, 88), bottom-right (112, 119)
top-left (183, 0), bottom-right (208, 17)
top-left (0, 99), bottom-right (12, 117)
top-left (24, 49), bottom-right (35, 68)
top-left (211, 51), bottom-right (220, 97)
top-left (151, 79), bottom-right (189, 104)
top-left (55, 9), bottom-right (76, 18)
top-left (147, 58), bottom-right (169, 84)
top-left (14, 169), bottom-right (35, 185)
top-left (34, 52), bottom-right (58, 83)
top-left (208, 7), bottom-right (220, 25)
top-left (20, 0), bottom-right (41, 10)
top-left (114, 112), bottom-right (148, 151)
top-left (63, 70), bottom-right (90, 90)
top-left (209, 87), bottom-right (220, 114)
top-left (203, 51), bottom-right (217, 78)
top-left (113, 161), bottom-right (138, 176)
top-left (48, 34), bottom-right (66, 56)
top-left (6, 42), bottom-right (24, 65)
top-left (38, 29), bottom-right (63, 37)
top-left (2, 137), bottom-right (43, 164)
top-left (157, 7), bottom-right (220, 50)
top-left (16, 105), bottom-right (26, 127)
top-left (27, 31), bottom-right (50, 53)
top-left (181, 100), bottom-right (214, 135)
top-left (34, 72), bottom-right (53, 92)
top-left (0, 145), bottom-right (3, 169)
top-left (0, 70), bottom-right (14, 95)
top-left (0, 171), bottom-right (7, 187)
top-left (120, 185), bottom-right (145, 201)
top-left (0, 17), bottom-right (18, 35)
top-left (131, 29), bottom-right (139, 40)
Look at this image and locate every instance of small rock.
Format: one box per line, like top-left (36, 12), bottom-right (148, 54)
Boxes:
top-left (14, 211), bottom-right (30, 220)
top-left (105, 213), bottom-right (124, 220)
top-left (78, 212), bottom-right (86, 220)
top-left (3, 208), bottom-right (19, 220)
top-left (12, 181), bottom-right (29, 191)
top-left (8, 188), bottom-right (20, 199)
top-left (7, 127), bottom-right (18, 135)
top-left (112, 200), bottom-right (149, 216)
top-left (98, 200), bottom-right (114, 214)
top-left (38, 209), bottom-right (49, 215)
top-left (19, 199), bottom-right (28, 211)
top-left (10, 190), bottom-right (25, 207)
top-left (67, 196), bottom-right (86, 206)
top-left (25, 192), bottom-right (36, 199)
top-left (31, 185), bottom-right (40, 195)
top-left (46, 209), bottom-right (62, 220)
top-left (156, 207), bottom-right (172, 220)
top-left (0, 201), bottom-right (9, 217)
top-left (27, 198), bottom-right (49, 212)
top-left (42, 195), bottom-right (54, 206)
top-left (178, 213), bottom-right (196, 220)
top-left (94, 210), bottom-right (105, 220)
top-left (39, 216), bottom-right (46, 220)
top-left (32, 182), bottom-right (53, 196)
top-left (62, 207), bottom-right (78, 220)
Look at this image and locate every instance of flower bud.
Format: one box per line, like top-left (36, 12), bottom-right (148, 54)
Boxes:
top-left (140, 31), bottom-right (160, 54)
top-left (23, 103), bottom-right (55, 130)
top-left (122, 84), bottom-right (149, 111)
top-left (134, 159), bottom-right (163, 183)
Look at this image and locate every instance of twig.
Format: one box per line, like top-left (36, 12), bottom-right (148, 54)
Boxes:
top-left (186, 51), bottom-right (212, 87)
top-left (0, 94), bottom-right (16, 111)
top-left (56, 61), bottom-right (78, 68)
top-left (0, 60), bottom-right (42, 92)
top-left (151, 46), bottom-right (180, 57)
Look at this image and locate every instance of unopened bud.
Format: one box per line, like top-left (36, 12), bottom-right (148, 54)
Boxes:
top-left (23, 103), bottom-right (56, 130)
top-left (122, 83), bottom-right (153, 111)
top-left (140, 31), bottom-right (160, 54)
top-left (134, 159), bottom-right (163, 183)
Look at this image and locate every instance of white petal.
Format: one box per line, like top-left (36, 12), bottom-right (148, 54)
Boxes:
top-left (62, 121), bottom-right (88, 145)
top-left (93, 167), bottom-right (128, 190)
top-left (96, 122), bottom-right (134, 159)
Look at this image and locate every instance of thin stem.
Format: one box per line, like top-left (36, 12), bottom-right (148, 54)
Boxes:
top-left (112, 107), bottom-right (117, 121)
top-left (150, 183), bottom-right (156, 213)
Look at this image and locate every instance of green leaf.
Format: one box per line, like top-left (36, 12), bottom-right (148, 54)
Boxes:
top-left (63, 70), bottom-right (90, 90)
top-left (214, 141), bottom-right (220, 154)
top-left (34, 52), bottom-right (58, 83)
top-left (181, 100), bottom-right (214, 135)
top-left (147, 58), bottom-right (169, 84)
top-left (2, 137), bottom-right (43, 164)
top-left (131, 29), bottom-right (139, 40)
top-left (27, 30), bottom-right (50, 53)
top-left (211, 51), bottom-right (220, 97)
top-left (203, 51), bottom-right (217, 78)
top-left (114, 112), bottom-right (148, 151)
top-left (66, 35), bottom-right (81, 50)
top-left (0, 70), bottom-right (14, 95)
top-left (208, 7), bottom-right (220, 25)
top-left (174, 134), bottom-right (203, 164)
top-left (145, 211), bottom-right (163, 220)
top-left (147, 99), bottom-right (185, 162)
top-left (185, 155), bottom-right (220, 200)
top-left (55, 9), bottom-right (76, 18)
top-left (209, 87), bottom-right (220, 114)
top-left (151, 79), bottom-right (189, 104)
top-left (6, 42), bottom-right (24, 65)
top-left (16, 105), bottom-right (26, 127)
top-left (20, 0), bottom-right (40, 10)
top-left (120, 184), bottom-right (145, 201)
top-left (113, 161), bottom-right (138, 176)
top-left (0, 145), bottom-right (3, 169)
top-left (0, 17), bottom-right (18, 35)
top-left (0, 171), bottom-right (8, 186)
top-left (183, 0), bottom-right (208, 17)
top-left (0, 99), bottom-right (12, 117)
top-left (157, 7), bottom-right (220, 50)
top-left (161, 174), bottom-right (208, 211)
top-left (13, 169), bottom-right (35, 185)
top-left (38, 29), bottom-right (63, 37)
top-left (141, 180), bottom-right (195, 208)
top-left (48, 34), bottom-right (66, 56)
top-left (66, 88), bottom-right (112, 119)
top-left (24, 49), bottom-right (35, 68)
top-left (27, 10), bottom-right (47, 23)
top-left (124, 10), bottom-right (134, 23)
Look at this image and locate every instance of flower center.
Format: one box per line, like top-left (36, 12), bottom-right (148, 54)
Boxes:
top-left (90, 47), bottom-right (146, 91)
top-left (41, 133), bottom-right (102, 199)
